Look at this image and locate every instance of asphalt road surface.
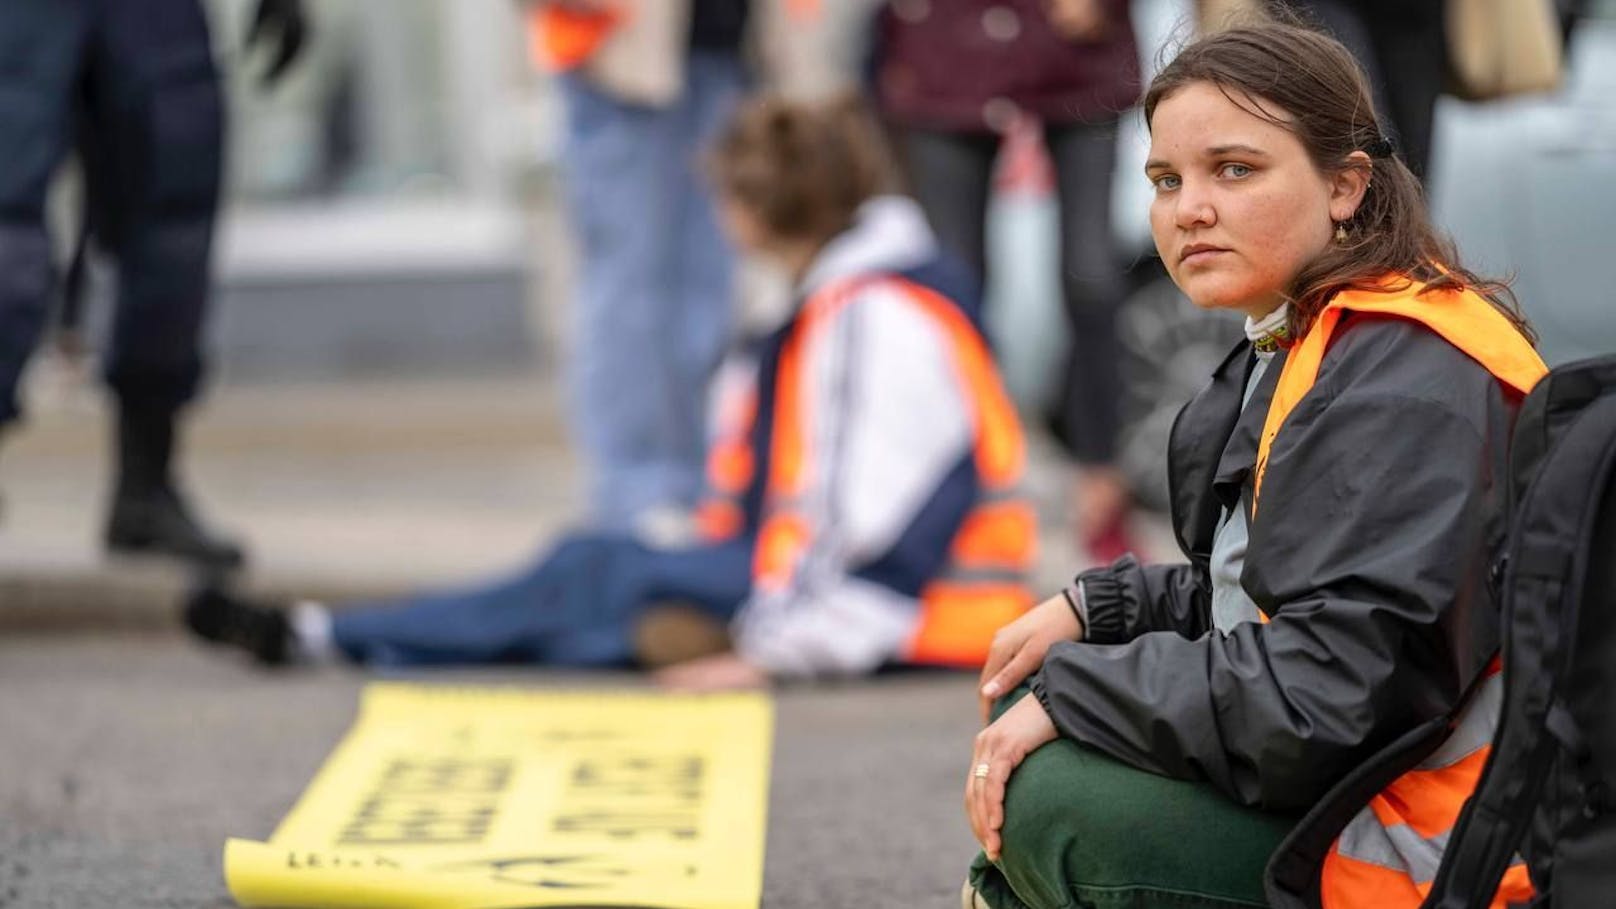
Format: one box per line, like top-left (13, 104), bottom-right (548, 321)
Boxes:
top-left (0, 631), bottom-right (987, 909)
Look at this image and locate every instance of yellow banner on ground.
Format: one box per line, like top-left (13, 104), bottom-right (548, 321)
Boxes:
top-left (224, 684), bottom-right (773, 909)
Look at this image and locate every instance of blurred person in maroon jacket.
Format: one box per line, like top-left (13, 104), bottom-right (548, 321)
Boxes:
top-left (872, 0), bottom-right (1141, 564)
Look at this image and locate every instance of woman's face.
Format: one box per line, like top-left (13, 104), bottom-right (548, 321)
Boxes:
top-left (717, 194), bottom-right (769, 257)
top-left (1147, 81), bottom-right (1364, 319)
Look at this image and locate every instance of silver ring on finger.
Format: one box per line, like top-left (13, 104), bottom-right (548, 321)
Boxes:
top-left (973, 762), bottom-right (991, 781)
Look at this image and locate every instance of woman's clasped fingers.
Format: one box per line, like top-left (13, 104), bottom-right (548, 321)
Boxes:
top-left (977, 637), bottom-right (1022, 723)
top-left (965, 697), bottom-right (1061, 860)
top-left (966, 750), bottom-right (1017, 860)
top-left (977, 593), bottom-right (1084, 723)
top-left (979, 641), bottom-right (1040, 719)
top-left (965, 750), bottom-right (994, 850)
top-left (978, 758), bottom-right (1013, 860)
top-left (966, 736), bottom-right (1014, 860)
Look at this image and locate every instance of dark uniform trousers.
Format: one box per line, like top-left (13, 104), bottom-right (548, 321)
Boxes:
top-left (0, 0), bottom-right (221, 425)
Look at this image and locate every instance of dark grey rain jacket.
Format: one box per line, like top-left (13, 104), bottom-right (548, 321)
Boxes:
top-left (1031, 313), bottom-right (1523, 841)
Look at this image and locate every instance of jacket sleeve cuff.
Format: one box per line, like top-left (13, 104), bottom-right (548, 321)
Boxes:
top-left (1029, 669), bottom-right (1055, 717)
top-left (1062, 583), bottom-right (1089, 642)
top-left (1072, 555), bottom-right (1135, 645)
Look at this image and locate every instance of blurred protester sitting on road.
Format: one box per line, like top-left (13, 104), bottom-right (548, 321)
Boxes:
top-left (527, 0), bottom-right (749, 535)
top-left (871, 0), bottom-right (1141, 565)
top-left (0, 0), bottom-right (304, 570)
top-left (185, 94), bottom-right (1036, 691)
top-left (961, 20), bottom-right (1545, 908)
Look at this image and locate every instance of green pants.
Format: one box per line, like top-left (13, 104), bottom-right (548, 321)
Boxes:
top-left (969, 690), bottom-right (1299, 909)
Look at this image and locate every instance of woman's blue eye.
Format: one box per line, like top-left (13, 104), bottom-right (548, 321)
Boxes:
top-left (1221, 163), bottom-right (1252, 178)
top-left (1152, 174), bottom-right (1181, 191)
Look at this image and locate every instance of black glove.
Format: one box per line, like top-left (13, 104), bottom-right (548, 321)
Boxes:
top-left (245, 0), bottom-right (308, 88)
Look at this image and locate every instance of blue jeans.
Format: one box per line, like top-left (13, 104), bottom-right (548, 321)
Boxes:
top-left (330, 534), bottom-right (753, 668)
top-left (559, 50), bottom-right (745, 528)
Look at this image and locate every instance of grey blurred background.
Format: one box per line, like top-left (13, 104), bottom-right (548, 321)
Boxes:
top-left (7, 0), bottom-right (1615, 611)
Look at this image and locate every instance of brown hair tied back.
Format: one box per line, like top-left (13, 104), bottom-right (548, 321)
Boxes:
top-left (706, 92), bottom-right (895, 245)
top-left (1144, 19), bottom-right (1535, 343)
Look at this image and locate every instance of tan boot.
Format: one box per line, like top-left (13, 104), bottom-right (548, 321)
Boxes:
top-left (960, 879), bottom-right (992, 909)
top-left (632, 603), bottom-right (731, 668)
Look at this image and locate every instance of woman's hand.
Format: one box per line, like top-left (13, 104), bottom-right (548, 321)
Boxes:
top-left (654, 651), bottom-right (769, 691)
top-left (966, 695), bottom-right (1058, 861)
top-left (978, 592), bottom-right (1082, 723)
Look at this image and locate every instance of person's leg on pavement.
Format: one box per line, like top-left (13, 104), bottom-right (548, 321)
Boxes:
top-left (0, 1), bottom-right (87, 433)
top-left (967, 688), bottom-right (1297, 909)
top-left (184, 533), bottom-right (753, 667)
top-left (661, 49), bottom-right (745, 517)
top-left (181, 534), bottom-right (636, 666)
top-left (327, 534), bottom-right (661, 667)
top-left (897, 127), bottom-right (999, 282)
top-left (1045, 119), bottom-right (1132, 564)
top-left (542, 533), bottom-right (753, 667)
top-left (184, 534), bottom-right (660, 667)
top-left (559, 75), bottom-right (690, 530)
top-left (92, 0), bottom-right (242, 567)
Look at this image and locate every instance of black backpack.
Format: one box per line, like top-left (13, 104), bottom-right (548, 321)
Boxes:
top-left (1425, 355), bottom-right (1616, 908)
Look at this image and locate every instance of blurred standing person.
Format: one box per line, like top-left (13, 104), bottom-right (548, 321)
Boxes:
top-left (0, 0), bottom-right (304, 568)
top-left (526, 0), bottom-right (750, 533)
top-left (872, 0), bottom-right (1141, 564)
top-left (1274, 0), bottom-right (1446, 180)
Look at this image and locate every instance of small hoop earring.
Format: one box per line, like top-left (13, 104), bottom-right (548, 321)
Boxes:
top-left (1334, 222), bottom-right (1349, 244)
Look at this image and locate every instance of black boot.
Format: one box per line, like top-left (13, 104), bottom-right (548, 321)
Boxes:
top-left (105, 402), bottom-right (245, 569)
top-left (183, 585), bottom-right (290, 665)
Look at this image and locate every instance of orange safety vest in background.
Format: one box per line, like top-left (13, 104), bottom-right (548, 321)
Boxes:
top-left (1252, 277), bottom-right (1547, 908)
top-left (524, 0), bottom-right (821, 70)
top-left (697, 276), bottom-right (1035, 667)
top-left (526, 4), bottom-right (622, 71)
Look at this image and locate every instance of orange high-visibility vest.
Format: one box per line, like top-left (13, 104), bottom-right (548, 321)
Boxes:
top-left (1251, 277), bottom-right (1547, 908)
top-left (696, 276), bottom-right (1035, 667)
top-left (693, 372), bottom-right (756, 542)
top-left (526, 1), bottom-right (819, 70)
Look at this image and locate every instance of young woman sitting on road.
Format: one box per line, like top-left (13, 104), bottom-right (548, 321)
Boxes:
top-left (962, 21), bottom-right (1545, 909)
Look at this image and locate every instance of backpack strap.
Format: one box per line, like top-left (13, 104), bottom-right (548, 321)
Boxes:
top-left (1424, 384), bottom-right (1616, 909)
